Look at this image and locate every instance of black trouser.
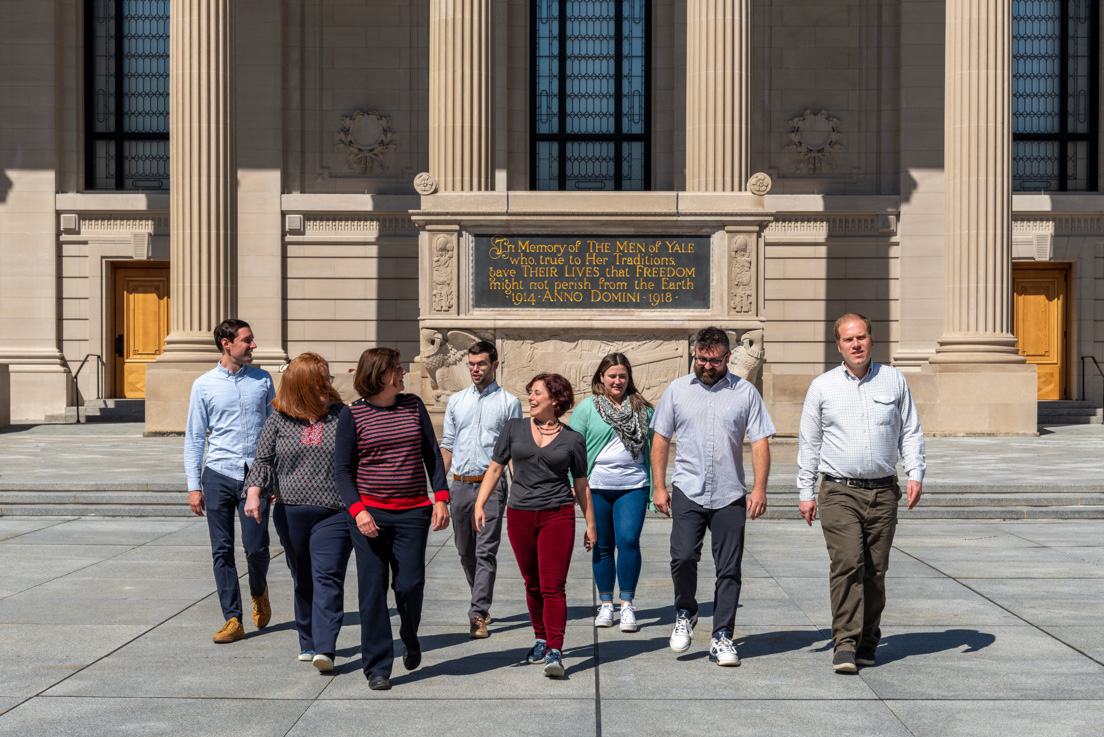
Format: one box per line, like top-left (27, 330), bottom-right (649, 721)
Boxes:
top-left (348, 505), bottom-right (431, 679)
top-left (669, 486), bottom-right (747, 637)
top-left (202, 467), bottom-right (270, 622)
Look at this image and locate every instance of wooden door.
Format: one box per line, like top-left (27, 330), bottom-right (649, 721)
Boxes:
top-left (1013, 264), bottom-right (1068, 400)
top-left (113, 265), bottom-right (170, 398)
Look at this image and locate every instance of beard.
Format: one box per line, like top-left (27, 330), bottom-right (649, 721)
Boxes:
top-left (694, 364), bottom-right (727, 386)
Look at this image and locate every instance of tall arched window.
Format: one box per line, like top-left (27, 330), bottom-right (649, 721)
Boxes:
top-left (1012, 0), bottom-right (1099, 191)
top-left (85, 0), bottom-right (170, 190)
top-left (531, 1), bottom-right (650, 191)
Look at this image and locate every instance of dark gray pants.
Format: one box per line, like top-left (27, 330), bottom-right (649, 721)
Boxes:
top-left (201, 466), bottom-right (270, 622)
top-left (449, 476), bottom-right (507, 619)
top-left (670, 486), bottom-right (747, 637)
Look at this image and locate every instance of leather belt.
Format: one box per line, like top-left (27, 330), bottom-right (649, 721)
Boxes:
top-left (823, 475), bottom-right (896, 490)
top-left (454, 474), bottom-right (485, 483)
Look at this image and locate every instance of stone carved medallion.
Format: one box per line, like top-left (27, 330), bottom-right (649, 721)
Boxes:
top-left (337, 110), bottom-right (398, 175)
top-left (730, 235), bottom-right (754, 314)
top-left (747, 172), bottom-right (772, 196)
top-left (414, 172), bottom-right (438, 195)
top-left (498, 335), bottom-right (688, 408)
top-left (785, 109), bottom-right (844, 174)
top-left (431, 234), bottom-right (455, 313)
top-left (420, 329), bottom-right (484, 403)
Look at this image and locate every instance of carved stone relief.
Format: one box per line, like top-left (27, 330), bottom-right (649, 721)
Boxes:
top-left (431, 233), bottom-right (456, 313)
top-left (687, 329), bottom-right (765, 385)
top-left (729, 235), bottom-right (754, 314)
top-left (414, 172), bottom-right (438, 195)
top-left (498, 335), bottom-right (688, 407)
top-left (337, 110), bottom-right (398, 175)
top-left (785, 109), bottom-right (844, 175)
top-left (747, 172), bottom-right (772, 196)
top-left (420, 328), bottom-right (485, 403)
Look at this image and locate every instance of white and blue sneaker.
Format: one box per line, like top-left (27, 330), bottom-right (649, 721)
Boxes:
top-left (543, 648), bottom-right (565, 677)
top-left (525, 639), bottom-right (548, 664)
top-left (670, 609), bottom-right (697, 653)
top-left (298, 650), bottom-right (315, 662)
top-left (709, 631), bottom-right (740, 666)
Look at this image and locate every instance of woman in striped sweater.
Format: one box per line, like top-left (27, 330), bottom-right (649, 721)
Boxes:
top-left (333, 347), bottom-right (450, 691)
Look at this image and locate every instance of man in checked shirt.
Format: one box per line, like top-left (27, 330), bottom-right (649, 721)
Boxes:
top-left (797, 313), bottom-right (925, 674)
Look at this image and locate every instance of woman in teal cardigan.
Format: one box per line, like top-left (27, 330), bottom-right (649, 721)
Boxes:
top-left (569, 353), bottom-right (654, 633)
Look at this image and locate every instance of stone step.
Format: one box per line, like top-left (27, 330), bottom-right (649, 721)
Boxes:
top-left (43, 399), bottom-right (146, 424)
top-left (0, 504), bottom-right (194, 517)
top-left (755, 506), bottom-right (1104, 520)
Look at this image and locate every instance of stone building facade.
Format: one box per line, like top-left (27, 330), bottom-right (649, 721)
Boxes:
top-left (0, 0), bottom-right (1100, 435)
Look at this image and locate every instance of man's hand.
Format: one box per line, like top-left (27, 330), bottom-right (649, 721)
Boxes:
top-left (431, 500), bottom-right (450, 531)
top-left (355, 509), bottom-right (378, 537)
top-left (906, 480), bottom-right (922, 510)
top-left (798, 500), bottom-right (817, 525)
top-left (653, 486), bottom-right (671, 517)
top-left (747, 489), bottom-right (767, 520)
top-left (188, 490), bottom-right (205, 517)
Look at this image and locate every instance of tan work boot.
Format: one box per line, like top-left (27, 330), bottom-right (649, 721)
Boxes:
top-left (469, 614), bottom-right (489, 639)
top-left (252, 587), bottom-right (271, 629)
top-left (213, 617), bottom-right (245, 644)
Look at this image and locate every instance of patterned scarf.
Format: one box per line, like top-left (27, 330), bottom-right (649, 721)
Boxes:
top-left (593, 394), bottom-right (648, 461)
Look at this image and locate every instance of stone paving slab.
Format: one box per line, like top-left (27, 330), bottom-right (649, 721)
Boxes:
top-left (1, 516), bottom-right (1102, 736)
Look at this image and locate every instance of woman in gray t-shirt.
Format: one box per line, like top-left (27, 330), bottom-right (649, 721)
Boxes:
top-left (473, 373), bottom-right (596, 679)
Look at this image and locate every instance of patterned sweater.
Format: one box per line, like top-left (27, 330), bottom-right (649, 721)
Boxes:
top-left (333, 394), bottom-right (449, 518)
top-left (244, 404), bottom-right (345, 509)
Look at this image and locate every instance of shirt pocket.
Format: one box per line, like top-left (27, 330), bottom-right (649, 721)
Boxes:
top-left (716, 403), bottom-right (749, 437)
top-left (871, 395), bottom-right (898, 426)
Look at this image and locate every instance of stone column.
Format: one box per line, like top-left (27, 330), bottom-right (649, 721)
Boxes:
top-left (429, 0), bottom-right (493, 191)
top-left (930, 0), bottom-right (1021, 364)
top-left (685, 0), bottom-right (750, 192)
top-left (927, 0), bottom-right (1035, 435)
top-left (145, 0), bottom-right (236, 432)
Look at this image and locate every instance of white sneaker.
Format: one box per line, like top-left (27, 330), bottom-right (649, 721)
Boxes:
top-left (669, 610), bottom-right (696, 652)
top-left (595, 602), bottom-right (615, 628)
top-left (312, 653), bottom-right (334, 673)
top-left (709, 632), bottom-right (740, 666)
top-left (619, 602), bottom-right (639, 632)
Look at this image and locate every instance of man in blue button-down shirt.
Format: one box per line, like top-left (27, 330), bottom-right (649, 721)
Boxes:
top-left (185, 319), bottom-right (275, 644)
top-left (439, 340), bottom-right (522, 639)
top-left (651, 326), bottom-right (776, 667)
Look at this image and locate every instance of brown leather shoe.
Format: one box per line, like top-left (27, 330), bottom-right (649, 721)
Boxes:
top-left (469, 614), bottom-right (489, 639)
top-left (252, 587), bottom-right (271, 629)
top-left (213, 617), bottom-right (245, 644)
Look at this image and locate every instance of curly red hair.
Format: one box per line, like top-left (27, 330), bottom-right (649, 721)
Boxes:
top-left (526, 373), bottom-right (575, 417)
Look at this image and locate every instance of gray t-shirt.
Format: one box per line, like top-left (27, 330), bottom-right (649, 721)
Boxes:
top-left (492, 418), bottom-right (587, 512)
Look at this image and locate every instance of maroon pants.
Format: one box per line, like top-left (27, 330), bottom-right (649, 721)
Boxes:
top-left (507, 504), bottom-right (575, 651)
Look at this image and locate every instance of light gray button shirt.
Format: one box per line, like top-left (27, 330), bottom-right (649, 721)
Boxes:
top-left (650, 371), bottom-right (776, 509)
top-left (440, 380), bottom-right (523, 477)
top-left (797, 362), bottom-right (926, 502)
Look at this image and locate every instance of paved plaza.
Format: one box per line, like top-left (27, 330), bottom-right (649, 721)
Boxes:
top-left (0, 513), bottom-right (1102, 736)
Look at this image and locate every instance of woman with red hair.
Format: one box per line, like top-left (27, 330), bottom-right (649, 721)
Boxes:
top-left (244, 352), bottom-right (350, 674)
top-left (474, 373), bottom-right (596, 678)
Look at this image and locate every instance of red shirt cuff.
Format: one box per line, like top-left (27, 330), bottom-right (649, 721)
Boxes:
top-left (347, 501), bottom-right (367, 518)
top-left (433, 489), bottom-right (450, 503)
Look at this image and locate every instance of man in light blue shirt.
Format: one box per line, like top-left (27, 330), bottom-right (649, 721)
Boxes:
top-left (439, 340), bottom-right (521, 638)
top-left (797, 313), bottom-right (924, 674)
top-left (185, 318), bottom-right (275, 644)
top-left (651, 326), bottom-right (776, 667)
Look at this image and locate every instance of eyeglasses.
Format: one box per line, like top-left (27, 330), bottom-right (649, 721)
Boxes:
top-left (694, 356), bottom-right (727, 367)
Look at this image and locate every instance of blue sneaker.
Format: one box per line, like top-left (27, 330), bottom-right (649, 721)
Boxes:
top-left (543, 648), bottom-right (564, 677)
top-left (298, 650), bottom-right (315, 662)
top-left (525, 639), bottom-right (547, 664)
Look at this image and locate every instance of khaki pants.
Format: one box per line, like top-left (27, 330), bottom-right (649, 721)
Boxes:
top-left (819, 478), bottom-right (900, 653)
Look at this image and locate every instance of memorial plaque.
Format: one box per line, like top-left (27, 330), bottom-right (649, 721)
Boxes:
top-left (474, 235), bottom-right (711, 309)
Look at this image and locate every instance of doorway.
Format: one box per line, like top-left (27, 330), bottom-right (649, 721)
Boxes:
top-left (1012, 263), bottom-right (1069, 400)
top-left (112, 263), bottom-right (170, 398)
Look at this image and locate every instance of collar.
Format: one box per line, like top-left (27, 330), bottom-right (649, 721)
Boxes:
top-left (215, 362), bottom-right (249, 378)
top-left (839, 361), bottom-right (878, 383)
top-left (470, 380), bottom-right (500, 398)
top-left (689, 370), bottom-right (736, 390)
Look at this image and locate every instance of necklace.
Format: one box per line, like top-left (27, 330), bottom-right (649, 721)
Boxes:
top-left (533, 418), bottom-right (562, 436)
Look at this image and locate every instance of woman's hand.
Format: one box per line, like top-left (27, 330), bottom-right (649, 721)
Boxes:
top-left (473, 504), bottom-right (486, 533)
top-left (355, 509), bottom-right (378, 537)
top-left (244, 487), bottom-right (265, 523)
top-left (431, 500), bottom-right (450, 531)
top-left (583, 523), bottom-right (597, 552)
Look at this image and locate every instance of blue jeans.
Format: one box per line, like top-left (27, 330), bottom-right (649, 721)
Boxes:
top-left (590, 486), bottom-right (648, 602)
top-left (201, 466), bottom-right (270, 621)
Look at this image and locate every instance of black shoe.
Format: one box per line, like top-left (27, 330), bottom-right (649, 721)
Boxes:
top-left (367, 675), bottom-right (391, 691)
top-left (855, 648), bottom-right (877, 667)
top-left (402, 643), bottom-right (421, 671)
top-left (833, 650), bottom-right (857, 674)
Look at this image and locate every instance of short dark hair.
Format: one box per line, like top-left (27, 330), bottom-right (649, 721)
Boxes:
top-left (354, 347), bottom-right (401, 398)
top-left (694, 326), bottom-right (730, 354)
top-left (468, 340), bottom-right (497, 363)
top-left (214, 319), bottom-right (251, 353)
top-left (526, 373), bottom-right (575, 417)
top-left (833, 313), bottom-right (873, 341)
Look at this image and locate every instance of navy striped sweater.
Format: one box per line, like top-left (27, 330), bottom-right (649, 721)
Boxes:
top-left (333, 394), bottom-right (449, 517)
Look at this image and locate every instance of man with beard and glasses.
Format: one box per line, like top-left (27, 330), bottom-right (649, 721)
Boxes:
top-left (439, 340), bottom-right (522, 638)
top-left (650, 326), bottom-right (776, 667)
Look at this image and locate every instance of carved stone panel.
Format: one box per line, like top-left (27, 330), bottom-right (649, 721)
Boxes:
top-left (419, 328), bottom-right (488, 404)
top-left (687, 329), bottom-right (765, 385)
top-left (430, 231), bottom-right (457, 314)
top-left (728, 233), bottom-right (756, 315)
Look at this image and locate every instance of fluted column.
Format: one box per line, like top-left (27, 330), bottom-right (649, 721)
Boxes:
top-left (685, 0), bottom-right (750, 192)
top-left (160, 0), bottom-right (236, 361)
top-left (930, 0), bottom-right (1023, 364)
top-left (429, 0), bottom-right (493, 191)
